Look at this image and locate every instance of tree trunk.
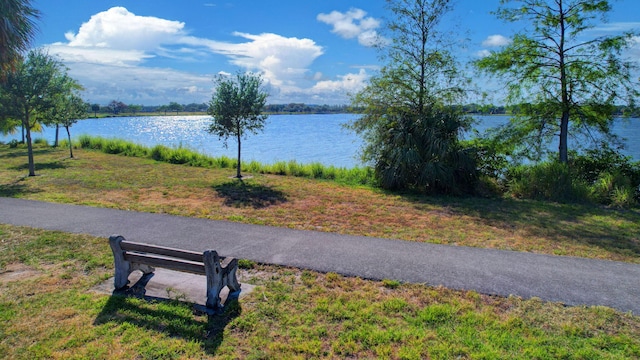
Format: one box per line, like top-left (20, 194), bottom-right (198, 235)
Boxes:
top-left (558, 1), bottom-right (569, 164)
top-left (24, 111), bottom-right (36, 176)
top-left (54, 124), bottom-right (60, 147)
top-left (559, 111), bottom-right (569, 163)
top-left (66, 125), bottom-right (73, 158)
top-left (236, 131), bottom-right (242, 179)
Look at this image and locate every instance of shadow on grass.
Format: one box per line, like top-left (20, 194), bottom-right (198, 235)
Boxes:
top-left (0, 147), bottom-right (55, 159)
top-left (0, 181), bottom-right (42, 197)
top-left (10, 160), bottom-right (68, 172)
top-left (94, 292), bottom-right (242, 356)
top-left (400, 192), bottom-right (640, 259)
top-left (214, 179), bottom-right (287, 209)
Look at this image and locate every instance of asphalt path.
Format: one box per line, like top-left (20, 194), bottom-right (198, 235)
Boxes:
top-left (1, 197), bottom-right (639, 314)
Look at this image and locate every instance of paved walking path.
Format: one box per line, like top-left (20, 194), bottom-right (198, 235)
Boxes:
top-left (1, 197), bottom-right (638, 314)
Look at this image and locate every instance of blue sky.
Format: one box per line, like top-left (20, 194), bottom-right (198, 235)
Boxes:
top-left (33, 0), bottom-right (640, 106)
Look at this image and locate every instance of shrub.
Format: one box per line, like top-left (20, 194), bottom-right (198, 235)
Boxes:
top-left (245, 160), bottom-right (262, 173)
top-left (33, 138), bottom-right (48, 146)
top-left (9, 139), bottom-right (19, 148)
top-left (609, 186), bottom-right (637, 208)
top-left (590, 171), bottom-right (637, 207)
top-left (270, 161), bottom-right (288, 175)
top-left (507, 161), bottom-right (590, 203)
top-left (214, 156), bottom-right (234, 169)
top-left (150, 145), bottom-right (171, 161)
top-left (574, 147), bottom-right (640, 204)
top-left (167, 147), bottom-right (194, 164)
top-left (103, 139), bottom-right (127, 154)
top-left (310, 162), bottom-right (324, 178)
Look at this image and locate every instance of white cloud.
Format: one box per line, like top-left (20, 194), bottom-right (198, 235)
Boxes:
top-left (199, 32), bottom-right (324, 89)
top-left (317, 8), bottom-right (383, 47)
top-left (476, 49), bottom-right (491, 58)
top-left (482, 35), bottom-right (511, 47)
top-left (49, 7), bottom-right (187, 66)
top-left (65, 7), bottom-right (185, 50)
top-left (311, 69), bottom-right (368, 93)
top-left (64, 62), bottom-right (214, 105)
top-left (45, 6), bottom-right (364, 105)
top-left (591, 22), bottom-right (640, 33)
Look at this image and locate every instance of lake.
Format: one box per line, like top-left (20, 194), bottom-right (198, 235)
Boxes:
top-left (2, 114), bottom-right (639, 168)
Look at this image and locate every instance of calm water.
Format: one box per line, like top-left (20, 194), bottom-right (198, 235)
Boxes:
top-left (2, 114), bottom-right (365, 168)
top-left (2, 114), bottom-right (639, 168)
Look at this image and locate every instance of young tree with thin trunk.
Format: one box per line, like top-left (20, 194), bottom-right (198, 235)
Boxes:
top-left (207, 72), bottom-right (268, 179)
top-left (475, 0), bottom-right (638, 163)
top-left (46, 75), bottom-right (85, 158)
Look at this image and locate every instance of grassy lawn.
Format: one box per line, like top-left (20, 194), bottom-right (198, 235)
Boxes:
top-left (1, 144), bottom-right (639, 263)
top-left (1, 225), bottom-right (639, 359)
top-left (1, 144), bottom-right (640, 358)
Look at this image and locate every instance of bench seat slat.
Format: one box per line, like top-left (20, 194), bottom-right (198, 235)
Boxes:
top-left (124, 252), bottom-right (206, 275)
top-left (121, 241), bottom-right (204, 263)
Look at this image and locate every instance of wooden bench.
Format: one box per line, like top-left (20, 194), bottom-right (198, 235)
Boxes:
top-left (108, 235), bottom-right (241, 311)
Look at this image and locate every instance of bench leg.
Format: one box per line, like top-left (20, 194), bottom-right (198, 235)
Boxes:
top-left (109, 235), bottom-right (155, 290)
top-left (204, 250), bottom-right (223, 309)
top-left (221, 257), bottom-right (241, 292)
top-left (203, 250), bottom-right (241, 310)
top-left (109, 235), bottom-right (131, 290)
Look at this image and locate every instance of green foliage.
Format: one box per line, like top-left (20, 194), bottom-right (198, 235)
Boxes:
top-left (0, 49), bottom-right (78, 175)
top-left (207, 72), bottom-right (269, 178)
top-left (475, 0), bottom-right (639, 163)
top-left (368, 108), bottom-right (477, 194)
top-left (382, 279), bottom-right (401, 289)
top-left (33, 137), bottom-right (48, 146)
top-left (502, 149), bottom-right (639, 207)
top-left (0, 0), bottom-right (41, 77)
top-left (570, 146), bottom-right (640, 187)
top-left (350, 0), bottom-right (475, 195)
top-left (507, 162), bottom-right (590, 203)
top-left (237, 259), bottom-right (256, 269)
top-left (73, 136), bottom-right (374, 186)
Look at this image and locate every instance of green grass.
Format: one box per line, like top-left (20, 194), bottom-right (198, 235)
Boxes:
top-left (1, 225), bottom-right (639, 359)
top-left (1, 143), bottom-right (639, 263)
top-left (72, 135), bottom-right (374, 186)
top-left (1, 142), bottom-right (640, 358)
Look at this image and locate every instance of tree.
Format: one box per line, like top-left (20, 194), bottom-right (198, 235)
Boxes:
top-left (107, 100), bottom-right (126, 115)
top-left (168, 102), bottom-right (183, 114)
top-left (91, 103), bottom-right (100, 117)
top-left (46, 75), bottom-right (85, 157)
top-left (475, 0), bottom-right (639, 163)
top-left (0, 0), bottom-right (40, 80)
top-left (0, 49), bottom-right (68, 176)
top-left (207, 72), bottom-right (268, 179)
top-left (349, 0), bottom-right (476, 194)
top-left (128, 104), bottom-right (142, 115)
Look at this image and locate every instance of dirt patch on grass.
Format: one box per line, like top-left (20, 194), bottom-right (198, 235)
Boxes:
top-left (0, 263), bottom-right (42, 283)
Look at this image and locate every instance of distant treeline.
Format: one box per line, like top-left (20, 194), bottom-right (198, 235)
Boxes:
top-left (86, 101), bottom-right (639, 117)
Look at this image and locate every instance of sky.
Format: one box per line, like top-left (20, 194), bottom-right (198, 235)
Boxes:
top-left (31, 0), bottom-right (640, 106)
